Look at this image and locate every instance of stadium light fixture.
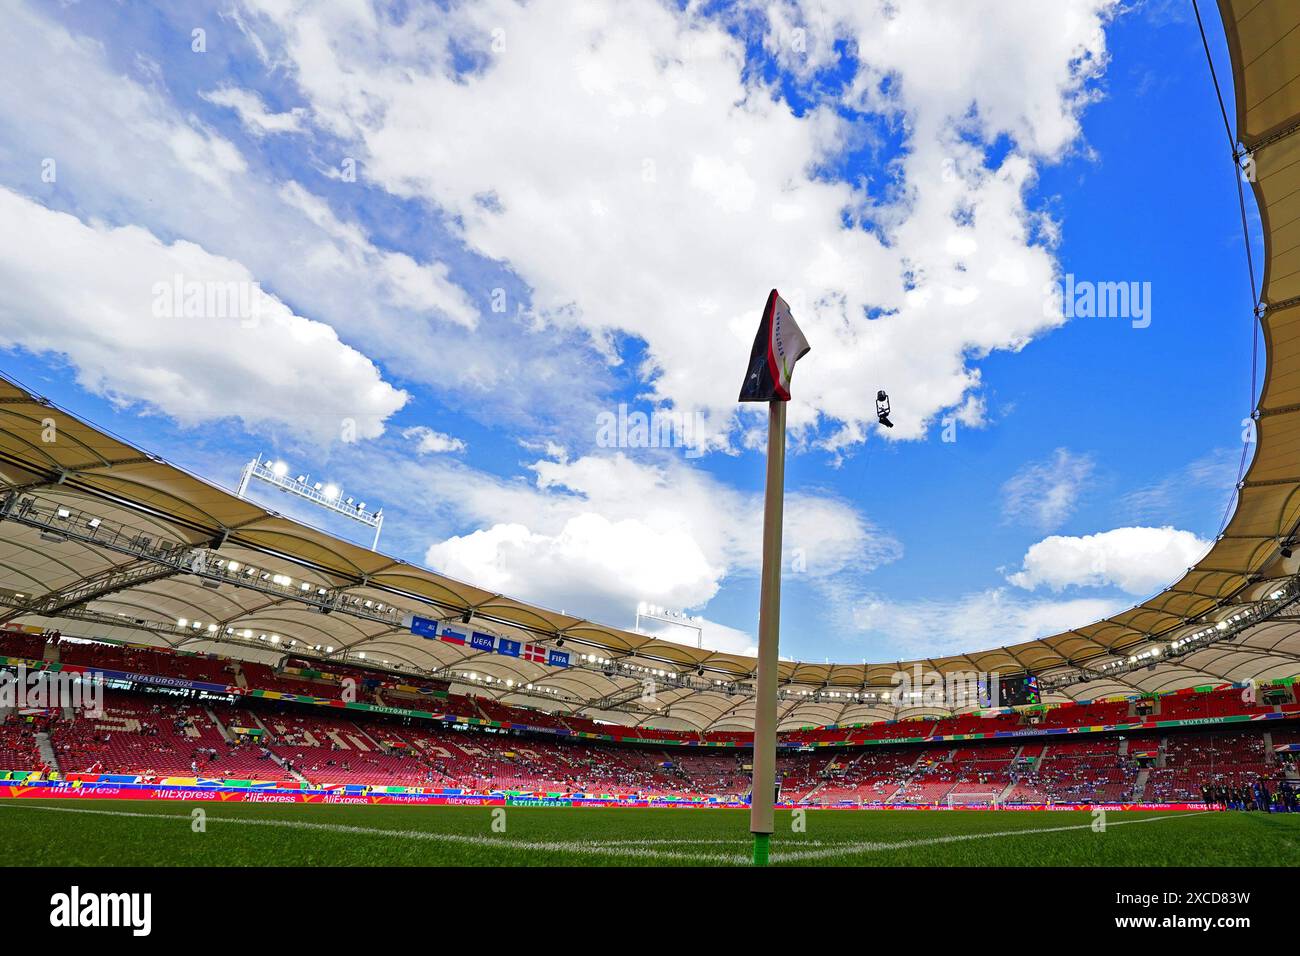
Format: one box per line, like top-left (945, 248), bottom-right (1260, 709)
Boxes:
top-left (236, 453), bottom-right (385, 550)
top-left (634, 603), bottom-right (704, 649)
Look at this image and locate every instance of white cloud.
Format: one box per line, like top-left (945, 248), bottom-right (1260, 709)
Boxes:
top-left (1123, 447), bottom-right (1240, 522)
top-left (200, 86), bottom-right (307, 136)
top-left (768, 0), bottom-right (1111, 156)
top-left (1006, 526), bottom-right (1212, 596)
top-left (236, 0), bottom-right (1120, 451)
top-left (275, 182), bottom-right (479, 330)
top-left (849, 587), bottom-right (1126, 658)
top-left (0, 5), bottom-right (513, 423)
top-left (414, 448), bottom-right (899, 628)
top-left (428, 513), bottom-right (722, 619)
top-left (1002, 448), bottom-right (1095, 531)
top-left (403, 425), bottom-right (467, 455)
top-left (0, 188), bottom-right (406, 442)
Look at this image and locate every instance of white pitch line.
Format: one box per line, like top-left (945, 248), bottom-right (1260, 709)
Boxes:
top-left (768, 811), bottom-right (1214, 863)
top-left (0, 803), bottom-right (750, 864)
top-left (598, 838), bottom-right (834, 847)
top-left (0, 803), bottom-right (1212, 866)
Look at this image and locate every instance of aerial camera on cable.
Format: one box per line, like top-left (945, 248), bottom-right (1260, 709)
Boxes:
top-left (875, 390), bottom-right (894, 429)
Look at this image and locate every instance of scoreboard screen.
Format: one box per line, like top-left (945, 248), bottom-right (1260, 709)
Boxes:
top-left (998, 674), bottom-right (1041, 706)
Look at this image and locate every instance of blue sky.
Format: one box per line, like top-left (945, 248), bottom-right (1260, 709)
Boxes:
top-left (0, 0), bottom-right (1261, 664)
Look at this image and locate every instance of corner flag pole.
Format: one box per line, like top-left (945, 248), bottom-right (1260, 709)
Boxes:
top-left (738, 288), bottom-right (809, 867)
top-left (750, 398), bottom-right (786, 865)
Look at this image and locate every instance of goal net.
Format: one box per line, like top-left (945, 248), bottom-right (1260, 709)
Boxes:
top-left (947, 791), bottom-right (1000, 809)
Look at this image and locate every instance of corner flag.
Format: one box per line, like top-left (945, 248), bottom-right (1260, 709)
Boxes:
top-left (739, 289), bottom-right (811, 402)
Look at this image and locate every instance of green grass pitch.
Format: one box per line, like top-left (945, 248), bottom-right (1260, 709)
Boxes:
top-left (2, 799), bottom-right (1298, 866)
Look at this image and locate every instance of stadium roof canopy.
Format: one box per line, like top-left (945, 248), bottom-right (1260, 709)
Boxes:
top-left (3, 0), bottom-right (1300, 733)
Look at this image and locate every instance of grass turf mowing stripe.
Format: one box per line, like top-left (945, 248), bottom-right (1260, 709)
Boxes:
top-left (0, 802), bottom-right (1214, 866)
top-left (0, 803), bottom-right (747, 864)
top-left (768, 811), bottom-right (1213, 863)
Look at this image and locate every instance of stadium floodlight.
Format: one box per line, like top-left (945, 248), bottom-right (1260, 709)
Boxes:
top-left (236, 453), bottom-right (385, 550)
top-left (634, 603), bottom-right (704, 649)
